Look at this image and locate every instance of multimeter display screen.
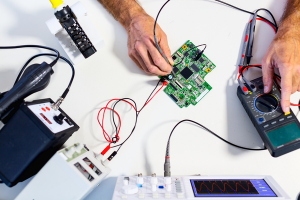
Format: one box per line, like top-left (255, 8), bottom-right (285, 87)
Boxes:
top-left (266, 122), bottom-right (300, 148)
top-left (190, 179), bottom-right (277, 197)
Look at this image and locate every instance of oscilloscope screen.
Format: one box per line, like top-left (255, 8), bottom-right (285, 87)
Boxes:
top-left (190, 179), bottom-right (277, 197)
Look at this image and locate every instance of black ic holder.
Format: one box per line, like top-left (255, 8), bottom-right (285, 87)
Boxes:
top-left (55, 6), bottom-right (96, 58)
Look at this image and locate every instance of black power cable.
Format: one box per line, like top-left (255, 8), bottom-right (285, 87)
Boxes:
top-left (167, 119), bottom-right (267, 152)
top-left (214, 0), bottom-right (278, 30)
top-left (153, 0), bottom-right (278, 49)
top-left (0, 45), bottom-right (60, 67)
top-left (14, 53), bottom-right (75, 99)
top-left (163, 119), bottom-right (266, 176)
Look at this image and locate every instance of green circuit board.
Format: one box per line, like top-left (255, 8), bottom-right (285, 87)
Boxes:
top-left (164, 40), bottom-right (216, 108)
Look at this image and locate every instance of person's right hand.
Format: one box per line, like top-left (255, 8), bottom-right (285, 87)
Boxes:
top-left (262, 26), bottom-right (300, 114)
top-left (125, 11), bottom-right (174, 76)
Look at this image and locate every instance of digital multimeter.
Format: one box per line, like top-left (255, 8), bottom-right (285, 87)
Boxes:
top-left (237, 77), bottom-right (300, 157)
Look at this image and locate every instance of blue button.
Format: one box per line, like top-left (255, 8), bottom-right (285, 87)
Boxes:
top-left (137, 184), bottom-right (142, 187)
top-left (259, 118), bottom-right (264, 122)
top-left (158, 185), bottom-right (164, 189)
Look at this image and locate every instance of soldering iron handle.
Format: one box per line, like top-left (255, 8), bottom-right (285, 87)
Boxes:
top-left (0, 62), bottom-right (53, 118)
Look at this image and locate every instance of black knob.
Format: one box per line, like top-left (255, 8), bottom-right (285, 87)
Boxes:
top-left (255, 94), bottom-right (278, 113)
top-left (53, 113), bottom-right (66, 125)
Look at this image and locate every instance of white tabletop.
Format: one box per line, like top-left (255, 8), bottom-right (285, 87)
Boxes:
top-left (0, 0), bottom-right (299, 199)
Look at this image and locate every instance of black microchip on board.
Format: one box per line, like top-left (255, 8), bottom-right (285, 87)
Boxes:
top-left (170, 94), bottom-right (178, 102)
top-left (172, 55), bottom-right (177, 60)
top-left (191, 64), bottom-right (200, 72)
top-left (169, 83), bottom-right (177, 91)
top-left (180, 67), bottom-right (193, 80)
top-left (173, 66), bottom-right (179, 74)
top-left (184, 52), bottom-right (189, 57)
top-left (199, 57), bottom-right (205, 63)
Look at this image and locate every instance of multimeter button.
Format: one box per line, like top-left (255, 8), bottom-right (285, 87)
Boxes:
top-left (287, 115), bottom-right (292, 119)
top-left (263, 124), bottom-right (269, 128)
top-left (279, 118), bottom-right (284, 122)
top-left (258, 118), bottom-right (264, 122)
top-left (271, 121), bottom-right (277, 125)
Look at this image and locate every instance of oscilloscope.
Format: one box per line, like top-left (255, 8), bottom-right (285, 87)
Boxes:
top-left (112, 175), bottom-right (291, 200)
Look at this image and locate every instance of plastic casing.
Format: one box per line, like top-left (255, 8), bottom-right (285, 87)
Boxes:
top-left (16, 144), bottom-right (111, 200)
top-left (46, 1), bottom-right (104, 64)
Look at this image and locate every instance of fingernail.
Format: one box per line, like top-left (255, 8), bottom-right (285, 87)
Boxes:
top-left (284, 107), bottom-right (290, 113)
top-left (264, 86), bottom-right (269, 93)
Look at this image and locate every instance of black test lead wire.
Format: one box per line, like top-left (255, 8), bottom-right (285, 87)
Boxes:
top-left (164, 119), bottom-right (267, 177)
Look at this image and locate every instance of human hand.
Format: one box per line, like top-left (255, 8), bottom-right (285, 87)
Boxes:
top-left (262, 27), bottom-right (300, 114)
top-left (125, 11), bottom-right (174, 76)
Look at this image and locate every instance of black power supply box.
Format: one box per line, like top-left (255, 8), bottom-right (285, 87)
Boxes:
top-left (0, 98), bottom-right (79, 187)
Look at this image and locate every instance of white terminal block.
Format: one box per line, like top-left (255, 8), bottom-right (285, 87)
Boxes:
top-left (46, 1), bottom-right (104, 65)
top-left (64, 147), bottom-right (75, 158)
top-left (74, 143), bottom-right (84, 153)
top-left (16, 144), bottom-right (111, 200)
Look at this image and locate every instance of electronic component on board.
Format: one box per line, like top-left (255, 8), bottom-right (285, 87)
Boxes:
top-left (163, 41), bottom-right (215, 108)
top-left (173, 66), bottom-right (179, 74)
top-left (180, 67), bottom-right (193, 80)
top-left (191, 63), bottom-right (200, 72)
top-left (177, 51), bottom-right (183, 57)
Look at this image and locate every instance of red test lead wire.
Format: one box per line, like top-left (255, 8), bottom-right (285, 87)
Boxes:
top-left (98, 80), bottom-right (167, 155)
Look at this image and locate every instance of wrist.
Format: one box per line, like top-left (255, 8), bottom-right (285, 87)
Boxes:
top-left (117, 1), bottom-right (146, 30)
top-left (275, 21), bottom-right (300, 41)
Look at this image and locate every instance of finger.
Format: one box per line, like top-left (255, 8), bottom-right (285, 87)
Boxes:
top-left (262, 58), bottom-right (274, 93)
top-left (279, 65), bottom-right (293, 113)
top-left (136, 41), bottom-right (170, 76)
top-left (144, 40), bottom-right (172, 73)
top-left (159, 33), bottom-right (174, 65)
top-left (292, 72), bottom-right (300, 93)
top-left (129, 53), bottom-right (144, 71)
top-left (129, 49), bottom-right (150, 74)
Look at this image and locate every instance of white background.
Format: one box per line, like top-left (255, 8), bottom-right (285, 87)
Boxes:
top-left (0, 0), bottom-right (299, 199)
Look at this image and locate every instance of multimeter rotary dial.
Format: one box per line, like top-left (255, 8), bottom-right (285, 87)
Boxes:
top-left (255, 94), bottom-right (279, 113)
